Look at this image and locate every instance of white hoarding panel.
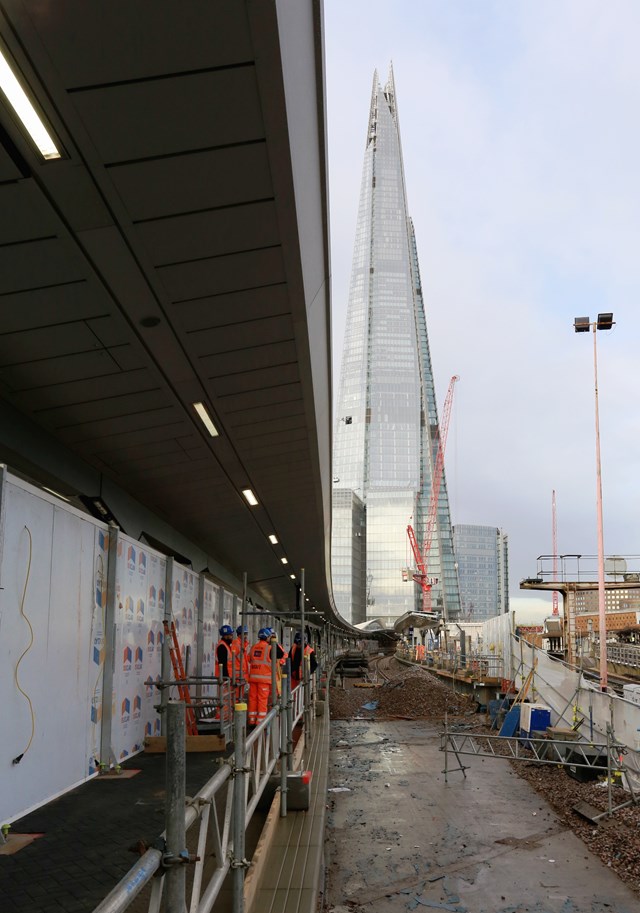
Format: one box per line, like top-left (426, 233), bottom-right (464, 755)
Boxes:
top-left (202, 580), bottom-right (218, 695)
top-left (223, 590), bottom-right (233, 627)
top-left (0, 477), bottom-right (106, 822)
top-left (110, 535), bottom-right (166, 760)
top-left (171, 564), bottom-right (199, 683)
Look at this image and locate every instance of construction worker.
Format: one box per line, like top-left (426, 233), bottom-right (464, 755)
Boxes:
top-left (215, 624), bottom-right (234, 723)
top-left (289, 631), bottom-right (317, 684)
top-left (231, 625), bottom-right (249, 698)
top-left (247, 628), bottom-right (273, 726)
top-left (215, 625), bottom-right (234, 679)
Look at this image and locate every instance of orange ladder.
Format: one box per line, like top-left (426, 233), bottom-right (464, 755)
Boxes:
top-left (163, 620), bottom-right (198, 735)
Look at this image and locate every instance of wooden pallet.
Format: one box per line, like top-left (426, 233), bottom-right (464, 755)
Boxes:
top-left (144, 735), bottom-right (225, 753)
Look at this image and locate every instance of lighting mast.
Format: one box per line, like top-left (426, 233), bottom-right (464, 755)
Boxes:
top-left (552, 489), bottom-right (559, 616)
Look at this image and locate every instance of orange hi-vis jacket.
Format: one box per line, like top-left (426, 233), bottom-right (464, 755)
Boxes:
top-left (248, 641), bottom-right (272, 683)
top-left (231, 636), bottom-right (248, 679)
top-left (289, 643), bottom-right (315, 679)
top-left (215, 639), bottom-right (232, 679)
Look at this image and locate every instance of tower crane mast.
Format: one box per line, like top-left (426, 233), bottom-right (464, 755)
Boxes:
top-left (407, 375), bottom-right (459, 613)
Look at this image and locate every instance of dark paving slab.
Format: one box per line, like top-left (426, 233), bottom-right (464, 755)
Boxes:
top-left (1, 751), bottom-right (223, 913)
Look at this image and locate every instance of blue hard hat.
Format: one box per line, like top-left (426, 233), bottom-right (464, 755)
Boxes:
top-left (258, 628), bottom-right (270, 640)
top-left (220, 624), bottom-right (233, 636)
top-left (237, 625), bottom-right (248, 635)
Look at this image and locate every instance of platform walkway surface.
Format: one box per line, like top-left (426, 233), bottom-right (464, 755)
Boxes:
top-left (0, 750), bottom-right (223, 913)
top-left (324, 718), bottom-right (639, 913)
top-left (0, 708), bottom-right (328, 913)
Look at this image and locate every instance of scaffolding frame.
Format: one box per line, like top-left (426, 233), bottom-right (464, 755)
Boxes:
top-left (441, 720), bottom-right (637, 820)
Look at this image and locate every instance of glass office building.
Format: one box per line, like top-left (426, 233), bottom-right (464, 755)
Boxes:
top-left (332, 67), bottom-right (460, 626)
top-left (453, 525), bottom-right (509, 621)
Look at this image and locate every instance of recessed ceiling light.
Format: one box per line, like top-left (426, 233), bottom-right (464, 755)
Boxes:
top-left (305, 597), bottom-right (309, 602)
top-left (242, 488), bottom-right (258, 507)
top-left (0, 46), bottom-right (61, 160)
top-left (268, 534), bottom-right (278, 545)
top-left (290, 574), bottom-right (295, 580)
top-left (192, 402), bottom-right (219, 437)
top-left (281, 557), bottom-right (288, 565)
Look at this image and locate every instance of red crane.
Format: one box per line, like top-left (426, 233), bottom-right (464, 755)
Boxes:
top-left (407, 375), bottom-right (459, 613)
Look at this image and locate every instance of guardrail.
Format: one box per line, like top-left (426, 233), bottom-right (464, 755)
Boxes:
top-left (93, 671), bottom-right (311, 913)
top-left (607, 644), bottom-right (640, 669)
top-left (399, 648), bottom-right (504, 680)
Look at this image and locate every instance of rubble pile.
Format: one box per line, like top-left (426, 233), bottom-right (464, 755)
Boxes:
top-left (329, 657), bottom-right (476, 720)
top-left (515, 760), bottom-right (640, 891)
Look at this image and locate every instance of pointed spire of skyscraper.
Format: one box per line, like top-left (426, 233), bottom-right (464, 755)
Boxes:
top-left (367, 69), bottom-right (380, 148)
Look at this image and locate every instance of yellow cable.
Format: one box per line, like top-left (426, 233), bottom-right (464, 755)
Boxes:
top-left (13, 526), bottom-right (35, 764)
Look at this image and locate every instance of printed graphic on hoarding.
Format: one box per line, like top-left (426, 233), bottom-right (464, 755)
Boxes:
top-left (125, 596), bottom-right (134, 622)
top-left (111, 536), bottom-right (168, 760)
top-left (121, 698), bottom-right (131, 723)
top-left (123, 646), bottom-right (132, 672)
top-left (93, 642), bottom-right (105, 666)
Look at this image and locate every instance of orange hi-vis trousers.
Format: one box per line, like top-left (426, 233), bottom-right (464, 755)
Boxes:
top-left (248, 682), bottom-right (270, 725)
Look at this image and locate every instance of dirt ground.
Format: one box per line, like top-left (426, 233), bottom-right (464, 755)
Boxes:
top-left (327, 655), bottom-right (640, 899)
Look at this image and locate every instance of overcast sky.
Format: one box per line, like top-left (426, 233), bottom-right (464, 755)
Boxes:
top-left (324, 1), bottom-right (640, 619)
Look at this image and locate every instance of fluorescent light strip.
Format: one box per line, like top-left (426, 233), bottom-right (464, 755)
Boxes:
top-left (192, 401), bottom-right (219, 437)
top-left (268, 534), bottom-right (278, 545)
top-left (42, 486), bottom-right (70, 502)
top-left (242, 488), bottom-right (258, 507)
top-left (0, 47), bottom-right (61, 159)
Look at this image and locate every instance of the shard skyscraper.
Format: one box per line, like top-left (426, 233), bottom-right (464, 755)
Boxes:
top-left (332, 67), bottom-right (460, 627)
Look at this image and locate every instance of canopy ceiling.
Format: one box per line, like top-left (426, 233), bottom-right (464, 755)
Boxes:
top-left (0, 1), bottom-right (345, 624)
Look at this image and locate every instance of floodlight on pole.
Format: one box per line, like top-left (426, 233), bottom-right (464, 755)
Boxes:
top-left (574, 313), bottom-right (615, 691)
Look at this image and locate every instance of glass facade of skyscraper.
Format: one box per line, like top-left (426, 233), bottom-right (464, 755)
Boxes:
top-left (453, 524), bottom-right (510, 621)
top-left (332, 68), bottom-right (460, 627)
top-left (331, 488), bottom-right (366, 624)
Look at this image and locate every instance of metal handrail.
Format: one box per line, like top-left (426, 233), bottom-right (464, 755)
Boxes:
top-left (607, 644), bottom-right (640, 669)
top-left (93, 700), bottom-right (288, 913)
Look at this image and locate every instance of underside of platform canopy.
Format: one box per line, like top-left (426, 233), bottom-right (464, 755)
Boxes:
top-left (0, 1), bottom-right (342, 620)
